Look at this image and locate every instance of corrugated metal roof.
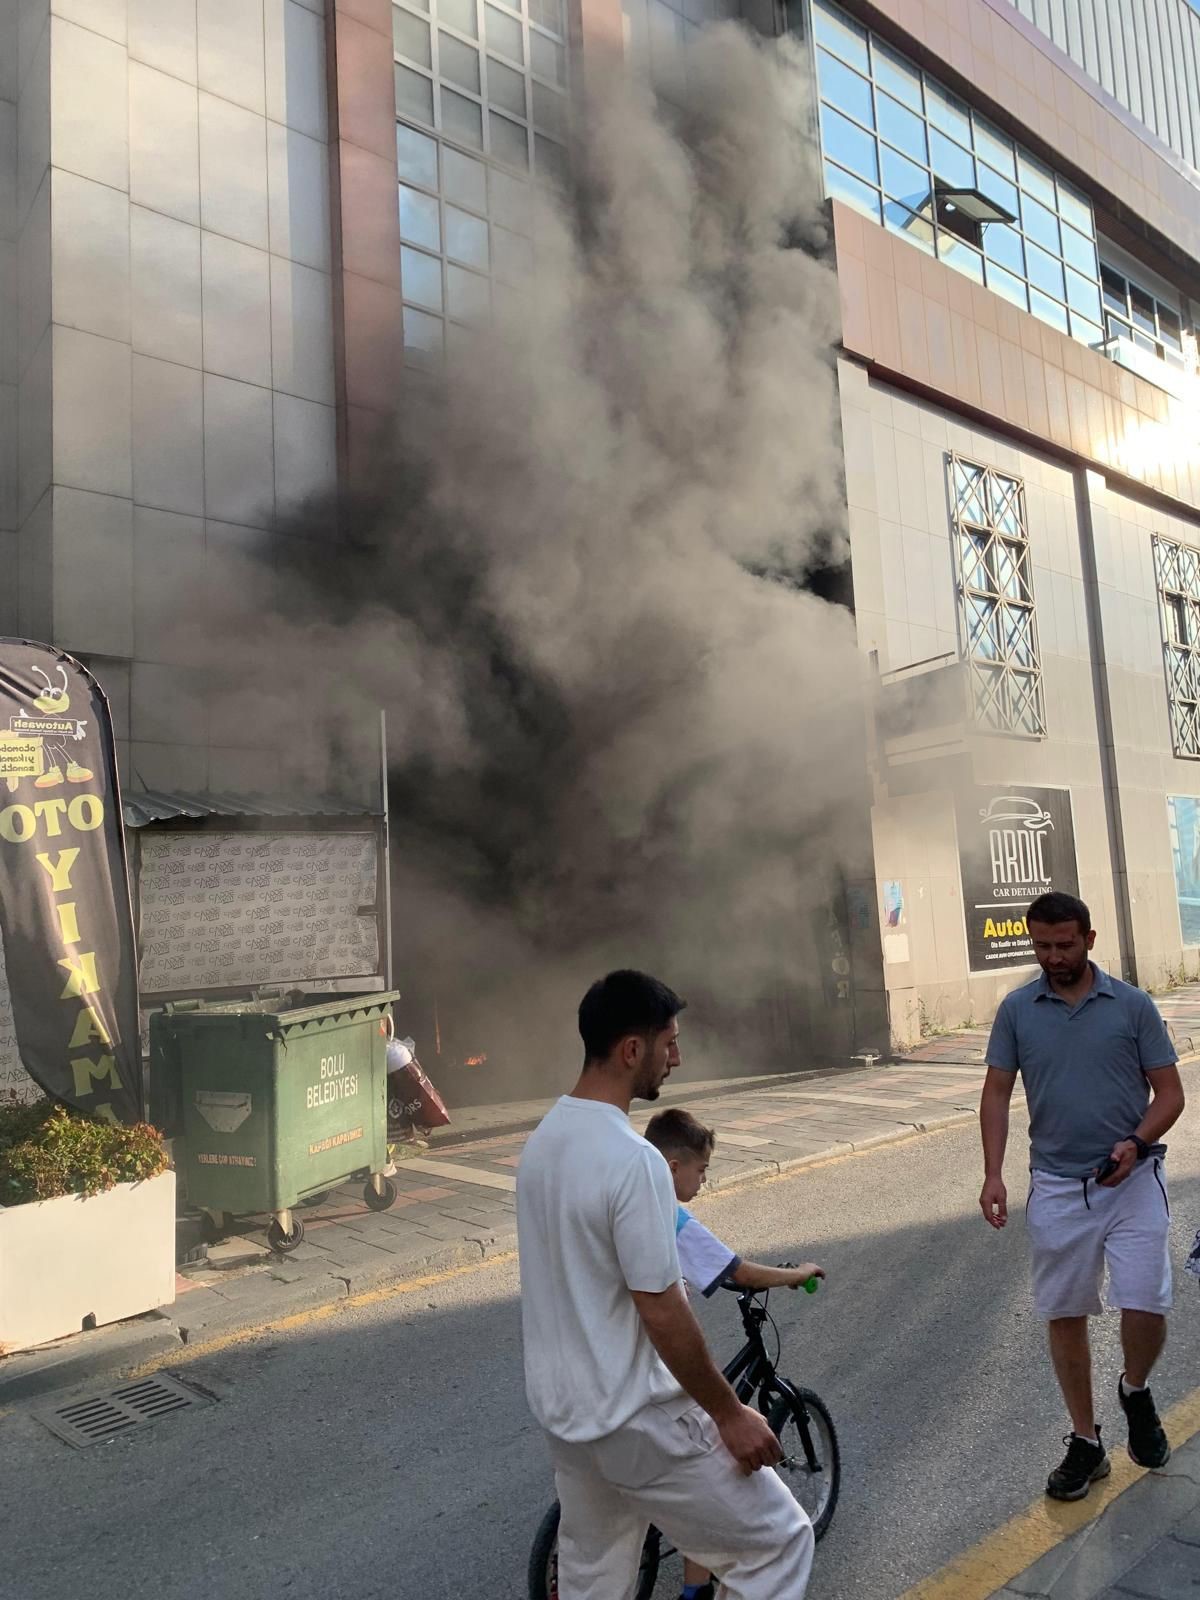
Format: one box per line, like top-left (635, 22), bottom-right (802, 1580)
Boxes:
top-left (122, 788), bottom-right (380, 828)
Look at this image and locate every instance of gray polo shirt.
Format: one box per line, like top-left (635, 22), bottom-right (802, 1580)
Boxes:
top-left (986, 964), bottom-right (1177, 1178)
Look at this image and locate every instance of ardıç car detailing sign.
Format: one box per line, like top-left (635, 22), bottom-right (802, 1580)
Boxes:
top-left (957, 787), bottom-right (1079, 972)
top-left (0, 641), bottom-right (142, 1123)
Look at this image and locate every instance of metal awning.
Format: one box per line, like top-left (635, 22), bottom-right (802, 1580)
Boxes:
top-left (121, 789), bottom-right (381, 828)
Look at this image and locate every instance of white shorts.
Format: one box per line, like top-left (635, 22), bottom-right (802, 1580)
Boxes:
top-left (546, 1395), bottom-right (813, 1599)
top-left (1026, 1159), bottom-right (1173, 1321)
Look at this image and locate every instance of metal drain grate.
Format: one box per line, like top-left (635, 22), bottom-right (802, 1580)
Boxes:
top-left (35, 1374), bottom-right (216, 1448)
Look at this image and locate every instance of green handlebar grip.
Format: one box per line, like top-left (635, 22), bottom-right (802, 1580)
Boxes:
top-left (803, 1276), bottom-right (819, 1293)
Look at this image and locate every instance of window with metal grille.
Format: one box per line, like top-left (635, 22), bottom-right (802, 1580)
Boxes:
top-left (1153, 535), bottom-right (1200, 758)
top-left (948, 455), bottom-right (1045, 737)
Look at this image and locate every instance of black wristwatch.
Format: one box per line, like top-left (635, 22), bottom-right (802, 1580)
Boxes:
top-left (1130, 1134), bottom-right (1151, 1161)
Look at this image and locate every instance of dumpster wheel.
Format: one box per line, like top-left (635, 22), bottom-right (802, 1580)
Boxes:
top-left (363, 1177), bottom-right (397, 1212)
top-left (267, 1216), bottom-right (305, 1253)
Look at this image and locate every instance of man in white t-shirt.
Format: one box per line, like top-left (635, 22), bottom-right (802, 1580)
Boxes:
top-left (517, 970), bottom-right (814, 1599)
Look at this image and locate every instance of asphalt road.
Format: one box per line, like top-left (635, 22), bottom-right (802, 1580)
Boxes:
top-left (3, 1078), bottom-right (1199, 1600)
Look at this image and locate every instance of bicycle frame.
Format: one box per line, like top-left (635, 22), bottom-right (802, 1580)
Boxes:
top-left (652, 1285), bottom-right (824, 1565)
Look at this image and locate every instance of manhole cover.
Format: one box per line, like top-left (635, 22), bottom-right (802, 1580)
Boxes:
top-left (34, 1374), bottom-right (216, 1449)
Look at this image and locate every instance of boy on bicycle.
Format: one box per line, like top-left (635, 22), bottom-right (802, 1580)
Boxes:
top-left (645, 1108), bottom-right (824, 1600)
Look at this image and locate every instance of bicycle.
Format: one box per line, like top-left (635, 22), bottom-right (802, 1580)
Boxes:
top-left (527, 1267), bottom-right (840, 1600)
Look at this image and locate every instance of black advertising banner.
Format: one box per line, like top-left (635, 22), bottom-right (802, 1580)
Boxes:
top-left (957, 786), bottom-right (1079, 972)
top-left (0, 640), bottom-right (142, 1123)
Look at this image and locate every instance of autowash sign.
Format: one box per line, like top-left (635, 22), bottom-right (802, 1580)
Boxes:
top-left (957, 786), bottom-right (1079, 972)
top-left (0, 641), bottom-right (142, 1124)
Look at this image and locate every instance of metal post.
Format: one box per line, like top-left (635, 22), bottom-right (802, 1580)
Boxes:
top-left (379, 708), bottom-right (394, 990)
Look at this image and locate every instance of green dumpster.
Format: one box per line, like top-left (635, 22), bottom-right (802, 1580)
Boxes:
top-left (150, 991), bottom-right (400, 1253)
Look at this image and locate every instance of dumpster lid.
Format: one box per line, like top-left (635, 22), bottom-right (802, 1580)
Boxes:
top-left (158, 991), bottom-right (400, 1030)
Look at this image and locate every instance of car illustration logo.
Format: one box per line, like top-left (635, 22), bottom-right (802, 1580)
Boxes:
top-left (979, 794), bottom-right (1054, 832)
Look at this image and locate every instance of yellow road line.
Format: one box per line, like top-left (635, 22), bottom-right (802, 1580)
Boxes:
top-left (897, 1386), bottom-right (1200, 1600)
top-left (128, 1250), bottom-right (518, 1378)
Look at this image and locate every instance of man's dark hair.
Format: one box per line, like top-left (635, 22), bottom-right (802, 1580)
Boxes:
top-left (644, 1107), bottom-right (715, 1161)
top-left (1027, 891), bottom-right (1092, 936)
top-left (578, 970), bottom-right (686, 1062)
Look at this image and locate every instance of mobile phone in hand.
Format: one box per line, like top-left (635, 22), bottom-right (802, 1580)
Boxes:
top-left (1096, 1156), bottom-right (1120, 1182)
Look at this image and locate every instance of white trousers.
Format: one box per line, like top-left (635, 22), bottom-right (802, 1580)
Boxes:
top-left (546, 1396), bottom-right (814, 1600)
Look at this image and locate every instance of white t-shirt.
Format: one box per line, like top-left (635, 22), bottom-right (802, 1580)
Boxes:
top-left (675, 1205), bottom-right (740, 1297)
top-left (516, 1095), bottom-right (683, 1442)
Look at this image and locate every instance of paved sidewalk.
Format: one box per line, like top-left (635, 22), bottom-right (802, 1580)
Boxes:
top-left (0, 1048), bottom-right (994, 1401)
top-left (989, 1431), bottom-right (1200, 1600)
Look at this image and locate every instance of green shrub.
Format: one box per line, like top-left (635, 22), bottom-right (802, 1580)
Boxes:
top-left (0, 1100), bottom-right (168, 1207)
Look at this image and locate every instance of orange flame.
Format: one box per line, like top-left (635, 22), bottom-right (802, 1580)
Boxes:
top-left (464, 1054), bottom-right (488, 1067)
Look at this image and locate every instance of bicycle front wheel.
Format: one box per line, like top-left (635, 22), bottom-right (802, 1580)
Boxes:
top-left (770, 1387), bottom-right (841, 1541)
top-left (526, 1500), bottom-right (661, 1600)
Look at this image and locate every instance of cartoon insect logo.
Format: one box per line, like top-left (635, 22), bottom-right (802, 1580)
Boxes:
top-left (30, 665), bottom-right (71, 716)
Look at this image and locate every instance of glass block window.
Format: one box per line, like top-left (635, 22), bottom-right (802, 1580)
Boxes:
top-left (1100, 264), bottom-right (1187, 372)
top-left (394, 0), bottom-right (568, 362)
top-left (808, 0), bottom-right (1104, 350)
top-left (1153, 536), bottom-right (1200, 759)
top-left (948, 455), bottom-right (1046, 738)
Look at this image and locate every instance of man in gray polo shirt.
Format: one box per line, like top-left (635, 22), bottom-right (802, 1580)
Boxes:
top-left (979, 891), bottom-right (1186, 1501)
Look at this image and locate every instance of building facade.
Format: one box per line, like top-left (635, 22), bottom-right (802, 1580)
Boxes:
top-left (2, 0), bottom-right (1199, 1059)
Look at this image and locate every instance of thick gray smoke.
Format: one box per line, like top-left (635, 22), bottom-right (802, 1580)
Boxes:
top-left (198, 28), bottom-right (872, 1097)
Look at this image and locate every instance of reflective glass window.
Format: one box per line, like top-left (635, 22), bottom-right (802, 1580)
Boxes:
top-left (871, 39), bottom-right (921, 110)
top-left (395, 7), bottom-right (432, 66)
top-left (399, 183), bottom-right (441, 248)
top-left (439, 0), bottom-right (478, 36)
top-left (1071, 314), bottom-right (1103, 347)
top-left (1025, 241), bottom-right (1065, 300)
top-left (926, 80), bottom-right (971, 145)
top-left (817, 48), bottom-right (874, 128)
top-left (1029, 289), bottom-right (1068, 333)
top-left (492, 111), bottom-right (530, 168)
top-left (938, 233), bottom-right (984, 282)
top-left (880, 146), bottom-right (930, 211)
top-left (443, 145), bottom-right (487, 211)
top-left (1064, 267), bottom-right (1102, 324)
top-left (987, 262), bottom-right (1029, 310)
top-left (973, 117), bottom-right (1015, 178)
top-left (820, 104), bottom-right (879, 183)
top-left (1057, 181), bottom-right (1091, 234)
top-left (396, 63), bottom-right (435, 123)
top-left (984, 223), bottom-right (1024, 277)
top-left (440, 32), bottom-right (481, 92)
top-left (876, 92), bottom-right (926, 162)
top-left (929, 130), bottom-right (974, 188)
top-left (488, 55), bottom-right (527, 115)
top-left (442, 85), bottom-right (483, 147)
top-left (445, 203), bottom-right (489, 267)
top-left (1017, 149), bottom-right (1055, 207)
top-left (812, 0), bottom-right (869, 72)
top-left (977, 165), bottom-right (1019, 221)
top-left (485, 4), bottom-right (523, 60)
top-left (397, 123), bottom-right (438, 188)
top-left (824, 160), bottom-right (881, 221)
top-left (1061, 224), bottom-right (1096, 278)
top-left (401, 245), bottom-right (444, 309)
top-left (1020, 193), bottom-right (1060, 256)
top-left (883, 200), bottom-right (935, 253)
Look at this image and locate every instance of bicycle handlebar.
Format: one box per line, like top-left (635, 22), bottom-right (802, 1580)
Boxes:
top-left (719, 1263), bottom-right (820, 1296)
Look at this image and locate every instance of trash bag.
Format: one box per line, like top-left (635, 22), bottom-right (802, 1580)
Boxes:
top-left (386, 1037), bottom-right (451, 1132)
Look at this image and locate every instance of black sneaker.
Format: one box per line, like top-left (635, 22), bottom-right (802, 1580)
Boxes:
top-left (1118, 1376), bottom-right (1171, 1468)
top-left (1046, 1431), bottom-right (1110, 1501)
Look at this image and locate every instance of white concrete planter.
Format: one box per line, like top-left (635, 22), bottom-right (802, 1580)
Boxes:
top-left (0, 1171), bottom-right (176, 1355)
